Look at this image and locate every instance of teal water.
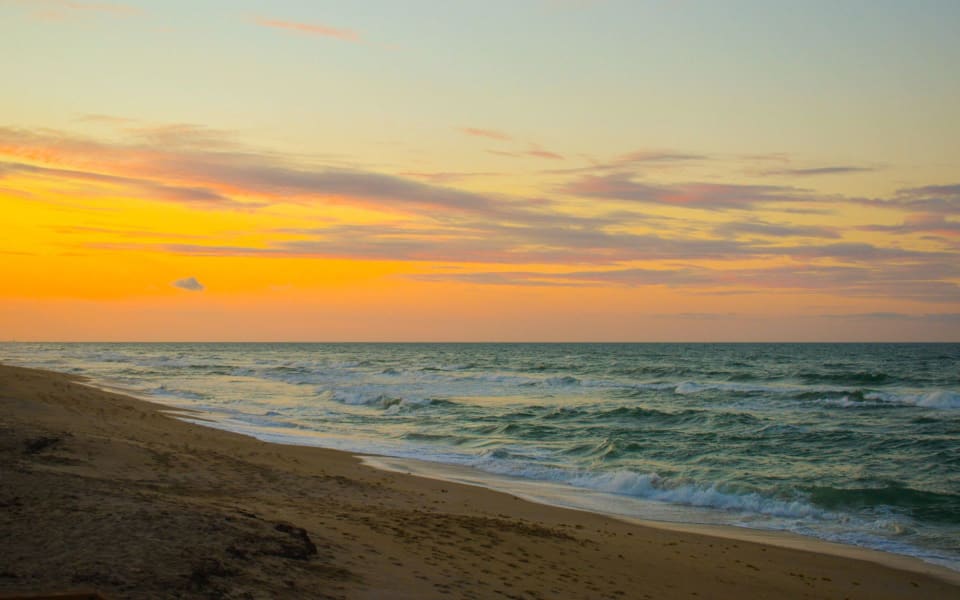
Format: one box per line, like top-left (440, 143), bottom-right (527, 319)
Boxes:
top-left (3, 342), bottom-right (958, 569)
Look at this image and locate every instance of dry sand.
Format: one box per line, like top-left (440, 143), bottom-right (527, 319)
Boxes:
top-left (1, 363), bottom-right (957, 599)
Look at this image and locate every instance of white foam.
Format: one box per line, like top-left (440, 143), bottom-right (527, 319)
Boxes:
top-left (816, 396), bottom-right (878, 409)
top-left (323, 388), bottom-right (441, 411)
top-left (866, 390), bottom-right (960, 409)
top-left (673, 380), bottom-right (798, 396)
top-left (460, 456), bottom-right (830, 521)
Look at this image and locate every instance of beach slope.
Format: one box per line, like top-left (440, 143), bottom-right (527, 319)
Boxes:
top-left (1, 364), bottom-right (957, 599)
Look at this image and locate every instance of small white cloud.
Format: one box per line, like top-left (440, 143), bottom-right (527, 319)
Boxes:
top-left (173, 276), bottom-right (204, 292)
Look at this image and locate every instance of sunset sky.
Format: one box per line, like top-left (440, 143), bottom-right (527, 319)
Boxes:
top-left (2, 0), bottom-right (959, 341)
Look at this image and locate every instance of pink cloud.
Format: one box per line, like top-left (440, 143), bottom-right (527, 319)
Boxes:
top-left (526, 148), bottom-right (564, 160)
top-left (255, 17), bottom-right (360, 42)
top-left (461, 127), bottom-right (513, 141)
top-left (487, 148), bottom-right (565, 161)
top-left (561, 173), bottom-right (809, 209)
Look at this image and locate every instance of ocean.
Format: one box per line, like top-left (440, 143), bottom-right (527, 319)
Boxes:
top-left (3, 342), bottom-right (958, 570)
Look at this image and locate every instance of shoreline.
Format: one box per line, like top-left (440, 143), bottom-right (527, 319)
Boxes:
top-left (2, 362), bottom-right (959, 599)
top-left (358, 455), bottom-right (960, 584)
top-left (135, 376), bottom-right (960, 579)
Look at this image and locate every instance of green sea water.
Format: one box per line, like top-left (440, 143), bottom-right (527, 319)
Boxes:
top-left (4, 342), bottom-right (958, 569)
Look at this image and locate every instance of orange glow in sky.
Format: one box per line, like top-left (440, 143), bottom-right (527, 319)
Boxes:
top-left (2, 1), bottom-right (958, 341)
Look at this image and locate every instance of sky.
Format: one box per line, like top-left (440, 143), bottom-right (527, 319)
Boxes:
top-left (1, 0), bottom-right (959, 341)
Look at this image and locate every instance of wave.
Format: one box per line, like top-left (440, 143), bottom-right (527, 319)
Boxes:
top-left (148, 385), bottom-right (209, 401)
top-left (673, 380), bottom-right (797, 396)
top-left (544, 375), bottom-right (581, 386)
top-left (663, 379), bottom-right (960, 411)
top-left (797, 370), bottom-right (892, 385)
top-left (755, 423), bottom-right (809, 435)
top-left (813, 395), bottom-right (890, 409)
top-left (867, 390), bottom-right (960, 410)
top-left (806, 485), bottom-right (960, 524)
top-left (812, 390), bottom-right (960, 410)
top-left (418, 363), bottom-right (477, 372)
top-left (321, 389), bottom-right (454, 412)
top-left (465, 457), bottom-right (829, 520)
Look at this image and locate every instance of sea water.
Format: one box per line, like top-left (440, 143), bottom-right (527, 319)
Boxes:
top-left (3, 342), bottom-right (958, 570)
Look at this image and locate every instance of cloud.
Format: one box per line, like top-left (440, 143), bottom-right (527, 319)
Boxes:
top-left (172, 277), bottom-right (204, 292)
top-left (616, 151), bottom-right (708, 164)
top-left (898, 183), bottom-right (960, 200)
top-left (399, 171), bottom-right (501, 184)
top-left (4, 123), bottom-right (959, 304)
top-left (821, 312), bottom-right (960, 322)
top-left (0, 126), bottom-right (516, 216)
top-left (860, 214), bottom-right (960, 238)
top-left (142, 221), bottom-right (952, 268)
top-left (525, 147), bottom-right (564, 160)
top-left (761, 166), bottom-right (876, 177)
top-left (124, 123), bottom-right (239, 149)
top-left (254, 17), bottom-right (360, 42)
top-left (461, 127), bottom-right (512, 141)
top-left (559, 173), bottom-right (812, 210)
top-left (543, 149), bottom-right (708, 176)
top-left (413, 262), bottom-right (960, 302)
top-left (853, 183), bottom-right (960, 214)
top-left (0, 159), bottom-right (241, 207)
top-left (758, 241), bottom-right (944, 263)
top-left (714, 220), bottom-right (840, 239)
top-left (488, 147), bottom-right (565, 161)
top-left (408, 266), bottom-right (711, 288)
top-left (461, 128), bottom-right (563, 159)
top-left (113, 221), bottom-right (751, 265)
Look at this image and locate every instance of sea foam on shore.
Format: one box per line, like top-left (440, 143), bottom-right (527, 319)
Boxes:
top-left (4, 341), bottom-right (959, 572)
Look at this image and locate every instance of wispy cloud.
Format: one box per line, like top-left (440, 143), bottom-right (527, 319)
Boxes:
top-left (761, 166), bottom-right (876, 177)
top-left (559, 173), bottom-right (813, 210)
top-left (103, 218), bottom-right (954, 271)
top-left (849, 184), bottom-right (960, 248)
top-left (461, 127), bottom-right (512, 141)
top-left (413, 262), bottom-right (960, 302)
top-left (893, 184), bottom-right (960, 213)
top-left (461, 127), bottom-right (563, 159)
top-left (543, 149), bottom-right (708, 176)
top-left (488, 147), bottom-right (565, 161)
top-left (616, 151), bottom-right (708, 164)
top-left (0, 159), bottom-right (241, 207)
top-left (714, 219), bottom-right (841, 239)
top-left (0, 126), bottom-right (517, 216)
top-left (4, 123), bottom-right (958, 305)
top-left (254, 16), bottom-right (360, 42)
top-left (821, 312), bottom-right (960, 322)
top-left (76, 115), bottom-right (237, 149)
top-left (399, 171), bottom-right (501, 184)
top-left (899, 183), bottom-right (960, 200)
top-left (860, 213), bottom-right (960, 238)
top-left (526, 146), bottom-right (564, 160)
top-left (123, 123), bottom-right (240, 149)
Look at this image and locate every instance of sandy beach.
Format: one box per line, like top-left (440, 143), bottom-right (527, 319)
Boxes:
top-left (1, 363), bottom-right (957, 600)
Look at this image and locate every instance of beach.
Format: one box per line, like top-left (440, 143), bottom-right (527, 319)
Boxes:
top-left (1, 363), bottom-right (958, 599)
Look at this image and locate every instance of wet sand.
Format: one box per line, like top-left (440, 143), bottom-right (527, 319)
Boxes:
top-left (1, 363), bottom-right (957, 599)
